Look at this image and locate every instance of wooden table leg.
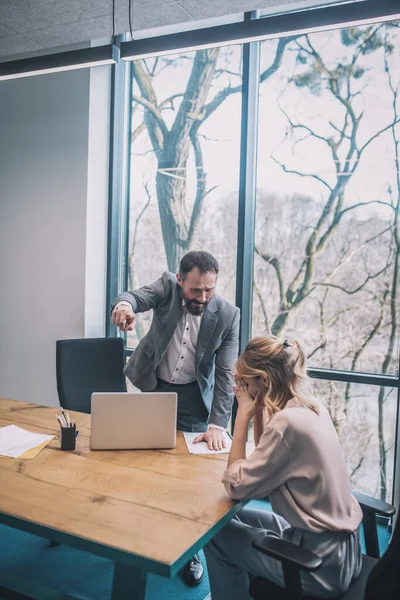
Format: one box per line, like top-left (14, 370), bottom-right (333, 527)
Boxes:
top-left (111, 562), bottom-right (147, 600)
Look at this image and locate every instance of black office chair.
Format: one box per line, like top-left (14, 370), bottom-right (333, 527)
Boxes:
top-left (56, 337), bottom-right (127, 413)
top-left (249, 492), bottom-right (398, 600)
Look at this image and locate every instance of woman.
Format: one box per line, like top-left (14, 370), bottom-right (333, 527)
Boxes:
top-left (204, 336), bottom-right (362, 599)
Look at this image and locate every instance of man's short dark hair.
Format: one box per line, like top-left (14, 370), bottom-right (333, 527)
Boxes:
top-left (179, 251), bottom-right (219, 280)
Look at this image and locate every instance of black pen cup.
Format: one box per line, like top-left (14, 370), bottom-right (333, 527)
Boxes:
top-left (60, 424), bottom-right (77, 451)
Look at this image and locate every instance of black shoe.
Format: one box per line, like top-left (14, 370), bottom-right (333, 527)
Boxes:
top-left (180, 554), bottom-right (204, 587)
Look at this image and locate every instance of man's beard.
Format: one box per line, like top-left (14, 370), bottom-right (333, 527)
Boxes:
top-left (184, 297), bottom-right (209, 316)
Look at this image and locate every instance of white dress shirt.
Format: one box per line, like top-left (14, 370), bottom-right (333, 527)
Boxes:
top-left (157, 304), bottom-right (202, 384)
top-left (115, 300), bottom-right (224, 430)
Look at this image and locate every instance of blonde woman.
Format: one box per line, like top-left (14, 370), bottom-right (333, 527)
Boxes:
top-left (204, 336), bottom-right (363, 599)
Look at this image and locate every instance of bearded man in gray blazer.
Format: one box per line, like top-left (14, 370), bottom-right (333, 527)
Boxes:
top-left (111, 251), bottom-right (240, 586)
top-left (112, 250), bottom-right (239, 445)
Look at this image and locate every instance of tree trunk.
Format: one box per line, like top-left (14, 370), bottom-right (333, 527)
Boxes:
top-left (155, 172), bottom-right (189, 271)
top-left (154, 49), bottom-right (219, 271)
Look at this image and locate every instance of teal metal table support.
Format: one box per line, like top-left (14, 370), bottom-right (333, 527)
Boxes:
top-left (112, 562), bottom-right (147, 600)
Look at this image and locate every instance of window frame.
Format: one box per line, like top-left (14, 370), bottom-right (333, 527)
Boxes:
top-left (107, 3), bottom-right (400, 504)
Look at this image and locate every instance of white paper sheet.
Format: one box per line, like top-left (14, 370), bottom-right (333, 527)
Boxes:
top-left (183, 431), bottom-right (232, 454)
top-left (0, 425), bottom-right (54, 458)
top-left (183, 432), bottom-right (256, 457)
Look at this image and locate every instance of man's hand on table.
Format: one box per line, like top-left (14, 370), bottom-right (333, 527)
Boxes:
top-left (193, 427), bottom-right (227, 451)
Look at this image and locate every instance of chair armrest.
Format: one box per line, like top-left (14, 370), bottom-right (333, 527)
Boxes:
top-left (252, 537), bottom-right (323, 572)
top-left (353, 492), bottom-right (395, 517)
top-left (352, 491), bottom-right (395, 559)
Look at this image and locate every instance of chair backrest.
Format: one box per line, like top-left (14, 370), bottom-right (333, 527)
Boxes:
top-left (364, 512), bottom-right (400, 599)
top-left (56, 338), bottom-right (127, 413)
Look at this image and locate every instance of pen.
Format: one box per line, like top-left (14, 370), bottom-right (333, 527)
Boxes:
top-left (60, 407), bottom-right (73, 427)
top-left (56, 414), bottom-right (67, 427)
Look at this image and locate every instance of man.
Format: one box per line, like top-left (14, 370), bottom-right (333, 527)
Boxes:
top-left (111, 250), bottom-right (240, 587)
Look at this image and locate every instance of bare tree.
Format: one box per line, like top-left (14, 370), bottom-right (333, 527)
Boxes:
top-left (257, 25), bottom-right (399, 336)
top-left (132, 39), bottom-right (295, 271)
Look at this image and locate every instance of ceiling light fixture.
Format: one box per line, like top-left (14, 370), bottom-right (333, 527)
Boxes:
top-left (120, 0), bottom-right (399, 60)
top-left (0, 44), bottom-right (119, 82)
top-left (0, 0), bottom-right (120, 82)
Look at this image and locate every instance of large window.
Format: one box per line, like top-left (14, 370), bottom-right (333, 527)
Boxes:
top-left (110, 8), bottom-right (400, 503)
top-left (254, 23), bottom-right (400, 375)
top-left (246, 379), bottom-right (398, 501)
top-left (252, 21), bottom-right (400, 501)
top-left (313, 380), bottom-right (397, 501)
top-left (127, 47), bottom-right (242, 347)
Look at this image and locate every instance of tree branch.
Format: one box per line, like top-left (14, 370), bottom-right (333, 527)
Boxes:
top-left (255, 247), bottom-right (286, 308)
top-left (260, 36), bottom-right (299, 83)
top-left (131, 122), bottom-right (147, 144)
top-left (359, 118), bottom-right (400, 154)
top-left (132, 61), bottom-right (166, 158)
top-left (185, 129), bottom-right (207, 248)
top-left (132, 95), bottom-right (169, 137)
top-left (159, 93), bottom-right (185, 111)
top-left (130, 184), bottom-right (152, 258)
top-left (198, 36), bottom-right (297, 126)
top-left (272, 155), bottom-right (333, 191)
top-left (315, 264), bottom-right (391, 294)
top-left (253, 279), bottom-right (270, 334)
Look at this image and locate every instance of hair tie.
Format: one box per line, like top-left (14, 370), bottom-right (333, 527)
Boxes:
top-left (283, 339), bottom-right (290, 348)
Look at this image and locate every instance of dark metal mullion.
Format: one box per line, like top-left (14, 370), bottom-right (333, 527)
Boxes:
top-left (123, 63), bottom-right (133, 301)
top-left (308, 368), bottom-right (399, 388)
top-left (105, 60), bottom-right (119, 337)
top-left (233, 13), bottom-right (261, 432)
top-left (235, 16), bottom-right (260, 352)
top-left (120, 0), bottom-right (400, 60)
top-left (125, 341), bottom-right (399, 390)
top-left (106, 40), bottom-right (131, 337)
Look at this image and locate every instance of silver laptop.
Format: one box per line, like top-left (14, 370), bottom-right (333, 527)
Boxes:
top-left (90, 392), bottom-right (177, 450)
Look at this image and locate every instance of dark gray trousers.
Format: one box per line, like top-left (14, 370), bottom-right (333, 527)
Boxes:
top-left (204, 507), bottom-right (362, 600)
top-left (151, 378), bottom-right (208, 569)
top-left (152, 378), bottom-right (208, 432)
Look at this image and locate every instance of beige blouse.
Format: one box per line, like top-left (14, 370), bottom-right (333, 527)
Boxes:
top-left (223, 398), bottom-right (362, 533)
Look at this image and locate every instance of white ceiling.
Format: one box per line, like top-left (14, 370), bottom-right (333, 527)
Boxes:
top-left (0, 0), bottom-right (354, 60)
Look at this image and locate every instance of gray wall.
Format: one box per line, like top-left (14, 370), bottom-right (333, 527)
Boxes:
top-left (0, 67), bottom-right (109, 407)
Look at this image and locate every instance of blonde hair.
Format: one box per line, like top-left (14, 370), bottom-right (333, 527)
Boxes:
top-left (235, 336), bottom-right (319, 417)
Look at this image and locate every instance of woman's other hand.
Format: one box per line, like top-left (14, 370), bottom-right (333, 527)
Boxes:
top-left (233, 376), bottom-right (263, 421)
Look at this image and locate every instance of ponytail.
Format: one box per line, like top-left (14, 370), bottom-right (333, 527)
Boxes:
top-left (236, 336), bottom-right (319, 416)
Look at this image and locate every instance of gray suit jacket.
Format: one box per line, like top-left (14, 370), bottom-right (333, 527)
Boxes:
top-left (112, 272), bottom-right (240, 428)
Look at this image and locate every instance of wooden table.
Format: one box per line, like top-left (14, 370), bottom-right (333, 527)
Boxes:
top-left (0, 398), bottom-right (244, 600)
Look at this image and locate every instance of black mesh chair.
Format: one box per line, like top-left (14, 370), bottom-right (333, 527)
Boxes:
top-left (56, 337), bottom-right (127, 413)
top-left (249, 492), bottom-right (398, 600)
